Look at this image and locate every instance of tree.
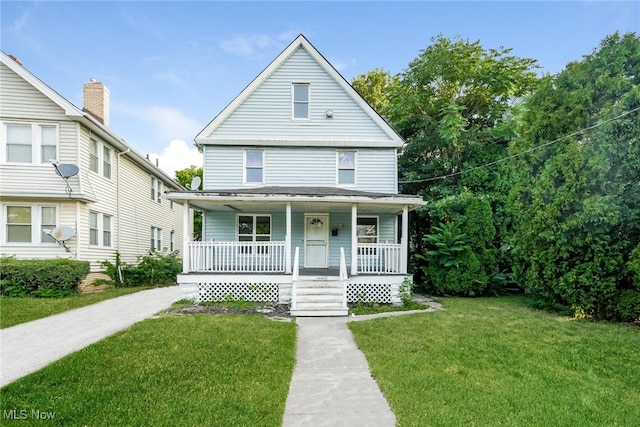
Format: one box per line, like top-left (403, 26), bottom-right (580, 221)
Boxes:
top-left (509, 32), bottom-right (640, 320)
top-left (351, 68), bottom-right (397, 114)
top-left (175, 165), bottom-right (203, 240)
top-left (384, 34), bottom-right (539, 291)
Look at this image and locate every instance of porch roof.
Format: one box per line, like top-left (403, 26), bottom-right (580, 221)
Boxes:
top-left (166, 186), bottom-right (425, 214)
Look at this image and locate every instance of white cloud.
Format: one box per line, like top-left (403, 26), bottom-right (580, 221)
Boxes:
top-left (220, 33), bottom-right (295, 60)
top-left (149, 139), bottom-right (202, 178)
top-left (115, 103), bottom-right (201, 142)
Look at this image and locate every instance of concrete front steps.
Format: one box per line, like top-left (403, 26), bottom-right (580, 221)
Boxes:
top-left (290, 276), bottom-right (348, 317)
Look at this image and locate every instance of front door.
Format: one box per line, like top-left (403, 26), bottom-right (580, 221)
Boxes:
top-left (304, 214), bottom-right (329, 268)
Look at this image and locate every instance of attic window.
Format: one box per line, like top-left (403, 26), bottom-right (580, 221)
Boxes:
top-left (292, 83), bottom-right (309, 119)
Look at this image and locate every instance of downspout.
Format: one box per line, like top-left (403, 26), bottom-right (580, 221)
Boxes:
top-left (116, 148), bottom-right (131, 253)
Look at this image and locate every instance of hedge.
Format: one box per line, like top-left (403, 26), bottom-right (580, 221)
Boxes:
top-left (0, 258), bottom-right (90, 298)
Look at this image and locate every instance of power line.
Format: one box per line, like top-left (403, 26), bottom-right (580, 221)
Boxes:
top-left (399, 106), bottom-right (640, 184)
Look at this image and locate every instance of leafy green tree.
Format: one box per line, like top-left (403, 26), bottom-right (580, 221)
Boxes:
top-left (510, 32), bottom-right (640, 320)
top-left (384, 34), bottom-right (539, 288)
top-left (351, 68), bottom-right (397, 114)
top-left (175, 165), bottom-right (203, 240)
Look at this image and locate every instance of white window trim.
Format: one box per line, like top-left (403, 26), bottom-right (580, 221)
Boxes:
top-left (2, 203), bottom-right (59, 246)
top-left (237, 214), bottom-right (272, 256)
top-left (357, 215), bottom-right (379, 244)
top-left (89, 211), bottom-right (113, 248)
top-left (243, 149), bottom-right (265, 185)
top-left (291, 82), bottom-right (310, 120)
top-left (151, 176), bottom-right (163, 204)
top-left (151, 226), bottom-right (163, 251)
top-left (1, 122), bottom-right (59, 164)
top-left (88, 137), bottom-right (113, 180)
top-left (336, 150), bottom-right (357, 187)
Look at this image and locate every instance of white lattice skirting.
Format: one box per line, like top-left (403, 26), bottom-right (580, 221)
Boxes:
top-left (347, 283), bottom-right (392, 304)
top-left (178, 274), bottom-right (409, 304)
top-left (198, 282), bottom-right (279, 302)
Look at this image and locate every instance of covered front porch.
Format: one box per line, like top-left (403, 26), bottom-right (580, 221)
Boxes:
top-left (166, 187), bottom-right (424, 315)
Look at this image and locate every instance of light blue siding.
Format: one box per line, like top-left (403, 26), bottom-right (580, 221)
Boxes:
top-left (209, 47), bottom-right (391, 142)
top-left (203, 145), bottom-right (397, 193)
top-left (204, 210), bottom-right (398, 268)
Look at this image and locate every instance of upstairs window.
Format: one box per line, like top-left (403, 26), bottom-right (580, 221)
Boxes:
top-left (292, 83), bottom-right (309, 119)
top-left (244, 149), bottom-right (264, 184)
top-left (89, 211), bottom-right (112, 247)
top-left (89, 137), bottom-right (111, 179)
top-left (151, 176), bottom-right (163, 203)
top-left (3, 123), bottom-right (58, 163)
top-left (337, 151), bottom-right (356, 185)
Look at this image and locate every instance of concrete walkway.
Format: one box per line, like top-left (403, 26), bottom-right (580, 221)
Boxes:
top-left (0, 286), bottom-right (180, 387)
top-left (282, 316), bottom-right (397, 427)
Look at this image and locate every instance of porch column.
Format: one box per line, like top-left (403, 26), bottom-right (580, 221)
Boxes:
top-left (351, 203), bottom-right (358, 276)
top-left (401, 205), bottom-right (409, 274)
top-left (285, 202), bottom-right (292, 274)
top-left (182, 201), bottom-right (190, 273)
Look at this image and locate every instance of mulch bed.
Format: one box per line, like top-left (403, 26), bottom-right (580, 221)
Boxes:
top-left (166, 303), bottom-right (292, 319)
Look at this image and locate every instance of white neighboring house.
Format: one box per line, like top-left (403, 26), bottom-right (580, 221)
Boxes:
top-left (167, 35), bottom-right (425, 316)
top-left (0, 51), bottom-right (186, 276)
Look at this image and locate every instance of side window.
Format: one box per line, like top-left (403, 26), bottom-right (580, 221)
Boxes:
top-left (103, 146), bottom-right (112, 179)
top-left (151, 177), bottom-right (163, 203)
top-left (2, 123), bottom-right (58, 164)
top-left (244, 150), bottom-right (264, 184)
top-left (292, 83), bottom-right (309, 119)
top-left (337, 151), bottom-right (356, 185)
top-left (89, 139), bottom-right (99, 173)
top-left (4, 205), bottom-right (57, 244)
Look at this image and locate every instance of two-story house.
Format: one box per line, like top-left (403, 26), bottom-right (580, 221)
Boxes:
top-left (167, 35), bottom-right (424, 316)
top-left (0, 51), bottom-right (186, 278)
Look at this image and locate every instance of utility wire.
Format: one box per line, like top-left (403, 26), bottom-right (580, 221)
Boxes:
top-left (399, 106), bottom-right (640, 184)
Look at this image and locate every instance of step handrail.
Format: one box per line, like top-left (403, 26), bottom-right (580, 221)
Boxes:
top-left (340, 247), bottom-right (348, 309)
top-left (292, 247), bottom-right (300, 310)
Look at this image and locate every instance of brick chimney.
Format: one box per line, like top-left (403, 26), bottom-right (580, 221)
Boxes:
top-left (83, 79), bottom-right (110, 127)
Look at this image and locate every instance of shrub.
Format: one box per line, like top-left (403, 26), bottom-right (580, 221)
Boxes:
top-left (615, 290), bottom-right (640, 323)
top-left (0, 257), bottom-right (90, 298)
top-left (102, 250), bottom-right (182, 287)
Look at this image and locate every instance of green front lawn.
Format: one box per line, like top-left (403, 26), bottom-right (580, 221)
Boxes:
top-left (349, 297), bottom-right (640, 427)
top-left (0, 314), bottom-right (296, 426)
top-left (0, 287), bottom-right (149, 328)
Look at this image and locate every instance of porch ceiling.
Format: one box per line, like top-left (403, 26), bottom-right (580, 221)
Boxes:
top-left (166, 186), bottom-right (425, 215)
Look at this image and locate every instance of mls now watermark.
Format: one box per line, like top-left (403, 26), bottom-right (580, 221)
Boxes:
top-left (4, 409), bottom-right (56, 420)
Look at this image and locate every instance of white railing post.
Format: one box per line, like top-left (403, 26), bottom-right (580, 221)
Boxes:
top-left (292, 247), bottom-right (299, 310)
top-left (340, 247), bottom-right (348, 309)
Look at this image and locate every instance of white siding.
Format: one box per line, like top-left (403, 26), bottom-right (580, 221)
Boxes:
top-left (203, 145), bottom-right (397, 193)
top-left (0, 63), bottom-right (68, 121)
top-left (209, 47), bottom-right (390, 142)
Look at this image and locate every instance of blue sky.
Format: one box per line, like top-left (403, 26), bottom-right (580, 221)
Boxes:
top-left (2, 1), bottom-right (638, 176)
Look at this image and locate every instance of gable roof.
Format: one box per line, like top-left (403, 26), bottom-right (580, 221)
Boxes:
top-left (0, 50), bottom-right (183, 190)
top-left (195, 34), bottom-right (403, 147)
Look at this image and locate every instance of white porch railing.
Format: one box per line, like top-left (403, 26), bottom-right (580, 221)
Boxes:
top-left (188, 241), bottom-right (286, 273)
top-left (357, 242), bottom-right (403, 274)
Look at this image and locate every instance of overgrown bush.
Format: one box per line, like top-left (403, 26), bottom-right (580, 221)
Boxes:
top-left (0, 257), bottom-right (90, 298)
top-left (101, 250), bottom-right (182, 287)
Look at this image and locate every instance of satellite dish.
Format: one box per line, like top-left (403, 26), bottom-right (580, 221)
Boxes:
top-left (54, 163), bottom-right (79, 178)
top-left (45, 226), bottom-right (75, 253)
top-left (190, 176), bottom-right (201, 190)
top-left (50, 226), bottom-right (75, 242)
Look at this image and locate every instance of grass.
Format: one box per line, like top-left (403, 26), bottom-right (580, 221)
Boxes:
top-left (0, 314), bottom-right (296, 426)
top-left (0, 287), bottom-right (150, 328)
top-left (349, 296), bottom-right (640, 427)
top-left (349, 301), bottom-right (426, 315)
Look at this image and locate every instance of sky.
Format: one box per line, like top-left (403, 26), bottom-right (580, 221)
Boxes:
top-left (1, 1), bottom-right (638, 177)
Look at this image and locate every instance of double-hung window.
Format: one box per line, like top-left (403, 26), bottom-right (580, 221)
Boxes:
top-left (337, 151), bottom-right (356, 185)
top-left (3, 123), bottom-right (58, 163)
top-left (357, 216), bottom-right (378, 256)
top-left (238, 215), bottom-right (271, 254)
top-left (89, 211), bottom-right (112, 247)
top-left (292, 83), bottom-right (309, 119)
top-left (151, 227), bottom-right (162, 251)
top-left (151, 176), bottom-right (163, 203)
top-left (4, 204), bottom-right (58, 244)
top-left (89, 138), bottom-right (112, 178)
top-left (244, 150), bottom-right (264, 184)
